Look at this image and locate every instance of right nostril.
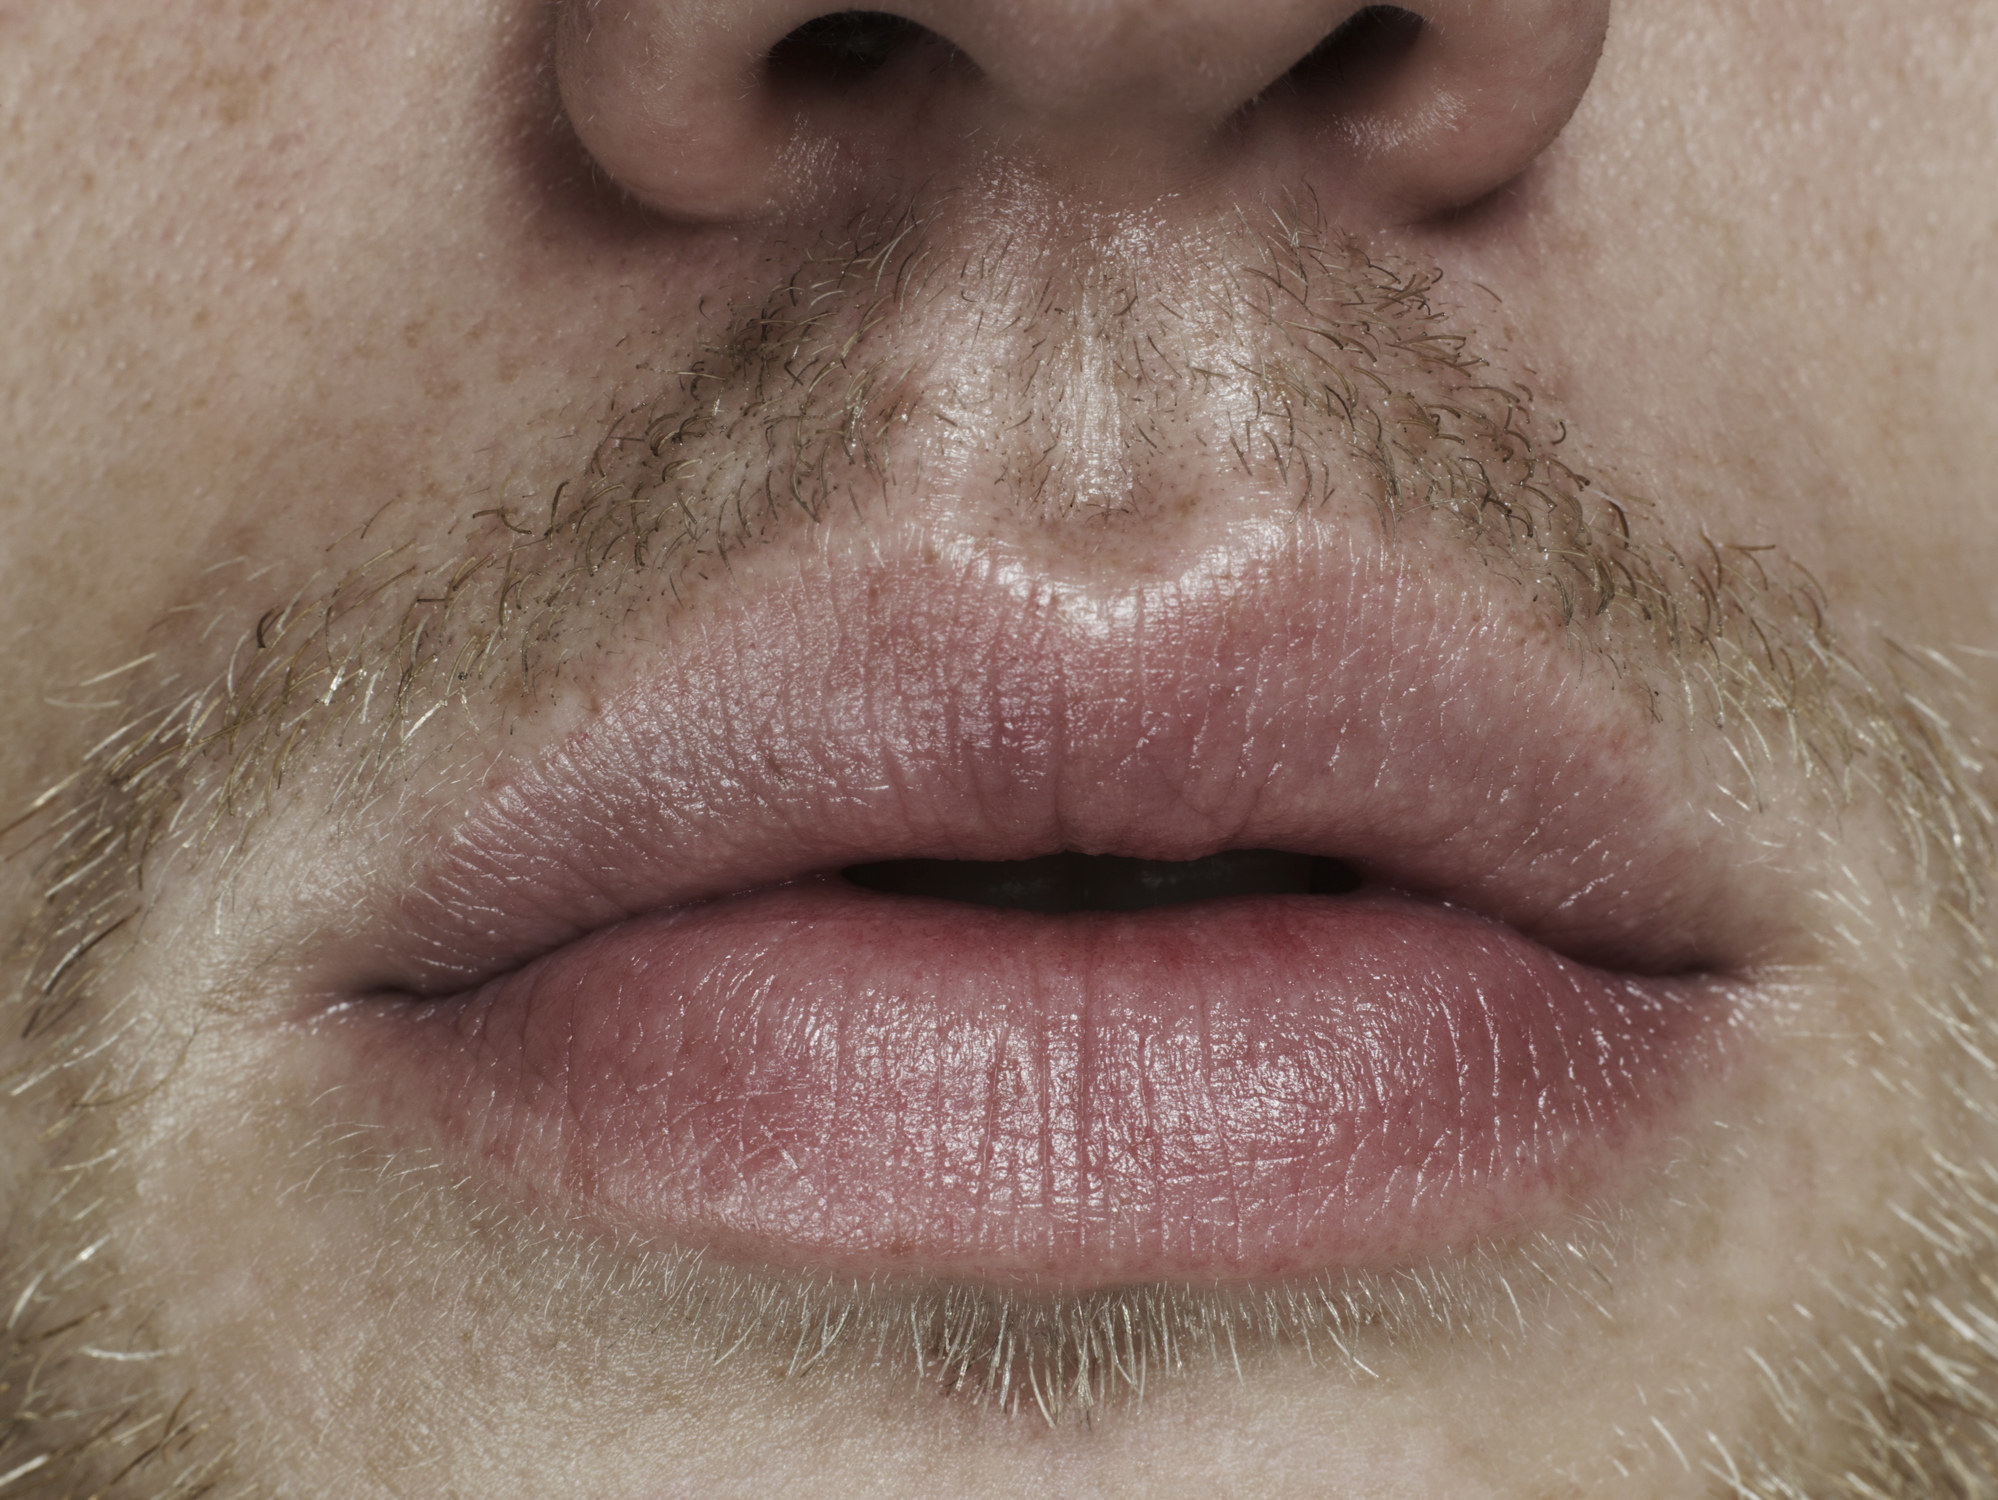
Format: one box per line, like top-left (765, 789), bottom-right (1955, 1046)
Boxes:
top-left (1287, 5), bottom-right (1424, 93)
top-left (770, 11), bottom-right (932, 81)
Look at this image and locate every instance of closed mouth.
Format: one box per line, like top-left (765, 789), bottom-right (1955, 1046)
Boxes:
top-left (310, 519), bottom-right (1776, 1291)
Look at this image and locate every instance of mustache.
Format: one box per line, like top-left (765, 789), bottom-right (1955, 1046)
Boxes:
top-left (544, 204), bottom-right (1619, 608)
top-left (4, 201), bottom-right (1985, 1047)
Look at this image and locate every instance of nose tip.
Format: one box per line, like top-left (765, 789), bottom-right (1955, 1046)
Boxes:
top-left (557, 0), bottom-right (1611, 224)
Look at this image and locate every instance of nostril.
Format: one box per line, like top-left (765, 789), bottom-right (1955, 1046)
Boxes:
top-left (769, 11), bottom-right (934, 82)
top-left (560, 0), bottom-right (1606, 226)
top-left (1286, 5), bottom-right (1424, 94)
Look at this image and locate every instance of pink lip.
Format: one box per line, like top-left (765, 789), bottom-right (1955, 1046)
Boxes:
top-left (374, 881), bottom-right (1729, 1284)
top-left (322, 520), bottom-right (1772, 1288)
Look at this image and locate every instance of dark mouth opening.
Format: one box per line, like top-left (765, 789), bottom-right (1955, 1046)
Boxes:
top-left (842, 849), bottom-right (1364, 914)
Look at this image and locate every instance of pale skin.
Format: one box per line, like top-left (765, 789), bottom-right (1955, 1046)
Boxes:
top-left (2, 2), bottom-right (1998, 1497)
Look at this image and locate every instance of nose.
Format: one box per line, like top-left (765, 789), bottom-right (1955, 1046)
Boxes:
top-left (557, 0), bottom-right (1610, 224)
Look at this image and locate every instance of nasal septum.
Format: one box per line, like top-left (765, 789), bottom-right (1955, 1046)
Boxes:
top-left (842, 849), bottom-right (1363, 914)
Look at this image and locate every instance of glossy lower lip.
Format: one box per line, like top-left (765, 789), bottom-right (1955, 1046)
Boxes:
top-left (319, 517), bottom-right (1779, 1290)
top-left (356, 877), bottom-right (1737, 1287)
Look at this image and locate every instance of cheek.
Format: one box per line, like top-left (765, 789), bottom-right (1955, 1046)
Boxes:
top-left (1418, 0), bottom-right (1998, 686)
top-left (0, 1), bottom-right (631, 750)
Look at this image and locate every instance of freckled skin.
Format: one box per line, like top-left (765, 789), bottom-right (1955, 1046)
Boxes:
top-left (0, 3), bottom-right (1996, 1499)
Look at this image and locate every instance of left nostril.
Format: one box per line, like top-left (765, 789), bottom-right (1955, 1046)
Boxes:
top-left (769, 11), bottom-right (933, 81)
top-left (1285, 6), bottom-right (1424, 96)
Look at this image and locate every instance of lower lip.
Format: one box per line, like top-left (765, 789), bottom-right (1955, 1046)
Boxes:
top-left (345, 880), bottom-right (1737, 1288)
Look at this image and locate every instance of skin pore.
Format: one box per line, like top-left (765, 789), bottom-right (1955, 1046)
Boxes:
top-left (2, 1), bottom-right (1998, 1497)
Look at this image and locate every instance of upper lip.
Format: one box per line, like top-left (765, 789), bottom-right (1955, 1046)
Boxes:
top-left (317, 510), bottom-right (1793, 1008)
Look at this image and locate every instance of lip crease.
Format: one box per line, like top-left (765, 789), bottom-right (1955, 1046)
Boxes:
top-left (320, 521), bottom-right (1772, 1289)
